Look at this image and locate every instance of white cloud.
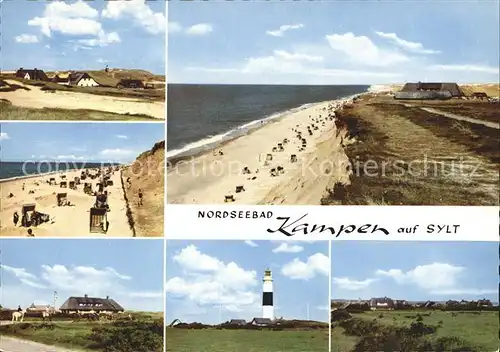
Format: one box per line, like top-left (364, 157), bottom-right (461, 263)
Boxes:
top-left (376, 262), bottom-right (465, 290)
top-left (28, 0), bottom-right (101, 38)
top-left (281, 253), bottom-right (329, 280)
top-left (166, 245), bottom-right (259, 313)
top-left (274, 50), bottom-right (323, 63)
top-left (115, 135), bottom-right (128, 139)
top-left (428, 64), bottom-right (499, 74)
top-left (273, 243), bottom-right (304, 253)
top-left (15, 34), bottom-right (39, 44)
top-left (375, 31), bottom-right (440, 54)
top-left (332, 277), bottom-right (377, 290)
top-left (244, 240), bottom-right (258, 247)
top-left (99, 148), bottom-right (135, 158)
top-left (0, 132), bottom-right (10, 140)
top-left (326, 32), bottom-right (410, 66)
top-left (1, 265), bottom-right (47, 289)
top-left (56, 155), bottom-right (86, 161)
top-left (77, 30), bottom-right (121, 47)
top-left (102, 0), bottom-right (165, 35)
top-left (266, 24), bottom-right (304, 37)
top-left (186, 23), bottom-right (213, 36)
top-left (168, 22), bottom-right (183, 33)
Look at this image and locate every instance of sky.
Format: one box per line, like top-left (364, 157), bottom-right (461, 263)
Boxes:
top-left (332, 241), bottom-right (499, 303)
top-left (168, 1), bottom-right (500, 84)
top-left (2, 0), bottom-right (165, 74)
top-left (0, 239), bottom-right (164, 312)
top-left (165, 240), bottom-right (329, 324)
top-left (0, 122), bottom-right (164, 163)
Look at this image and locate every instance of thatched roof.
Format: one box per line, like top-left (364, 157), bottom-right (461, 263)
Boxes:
top-left (401, 82), bottom-right (463, 97)
top-left (59, 295), bottom-right (124, 311)
top-left (15, 68), bottom-right (49, 81)
top-left (251, 318), bottom-right (273, 325)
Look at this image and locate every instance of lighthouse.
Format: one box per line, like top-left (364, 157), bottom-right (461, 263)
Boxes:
top-left (262, 268), bottom-right (274, 320)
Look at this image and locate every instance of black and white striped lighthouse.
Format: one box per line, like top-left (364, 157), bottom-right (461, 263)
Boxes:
top-left (262, 268), bottom-right (274, 320)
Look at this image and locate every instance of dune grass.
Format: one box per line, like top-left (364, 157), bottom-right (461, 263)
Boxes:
top-left (331, 310), bottom-right (498, 352)
top-left (0, 100), bottom-right (158, 121)
top-left (166, 328), bottom-right (329, 352)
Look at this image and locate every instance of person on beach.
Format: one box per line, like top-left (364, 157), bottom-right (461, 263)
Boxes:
top-left (27, 229), bottom-right (34, 237)
top-left (17, 305), bottom-right (22, 312)
top-left (13, 212), bottom-right (19, 226)
top-left (22, 183), bottom-right (25, 191)
top-left (138, 189), bottom-right (143, 206)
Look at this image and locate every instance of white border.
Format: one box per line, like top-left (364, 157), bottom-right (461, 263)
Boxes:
top-left (166, 205), bottom-right (499, 241)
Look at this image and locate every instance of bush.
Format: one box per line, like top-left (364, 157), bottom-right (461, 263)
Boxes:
top-left (88, 320), bottom-right (163, 352)
top-left (331, 309), bottom-right (352, 322)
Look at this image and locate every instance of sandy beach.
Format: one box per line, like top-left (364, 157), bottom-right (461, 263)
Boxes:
top-left (0, 80), bottom-right (165, 119)
top-left (0, 167), bottom-right (133, 237)
top-left (167, 98), bottom-right (355, 205)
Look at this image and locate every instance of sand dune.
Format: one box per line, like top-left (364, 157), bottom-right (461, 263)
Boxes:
top-left (0, 80), bottom-right (165, 119)
top-left (0, 168), bottom-right (132, 237)
top-left (122, 141), bottom-right (165, 237)
top-left (167, 99), bottom-right (354, 205)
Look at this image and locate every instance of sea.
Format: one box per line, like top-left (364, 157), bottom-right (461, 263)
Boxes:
top-left (167, 84), bottom-right (370, 159)
top-left (0, 161), bottom-right (120, 181)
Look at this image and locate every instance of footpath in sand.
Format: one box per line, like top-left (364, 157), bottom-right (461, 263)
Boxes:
top-left (0, 80), bottom-right (165, 119)
top-left (167, 100), bottom-right (353, 205)
top-left (0, 336), bottom-right (80, 352)
top-left (0, 168), bottom-right (133, 237)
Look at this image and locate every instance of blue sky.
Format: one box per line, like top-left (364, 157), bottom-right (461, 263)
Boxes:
top-left (165, 240), bottom-right (329, 324)
top-left (168, 1), bottom-right (499, 84)
top-left (2, 0), bottom-right (165, 74)
top-left (0, 122), bottom-right (164, 163)
top-left (0, 239), bottom-right (164, 312)
top-left (332, 241), bottom-right (499, 302)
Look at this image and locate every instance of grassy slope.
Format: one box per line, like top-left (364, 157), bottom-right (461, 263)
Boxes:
top-left (0, 100), bottom-right (157, 121)
top-left (321, 95), bottom-right (499, 205)
top-left (332, 311), bottom-right (498, 352)
top-left (166, 328), bottom-right (329, 352)
top-left (122, 141), bottom-right (165, 237)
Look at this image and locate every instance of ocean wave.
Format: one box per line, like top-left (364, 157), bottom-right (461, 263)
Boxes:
top-left (166, 101), bottom-right (321, 160)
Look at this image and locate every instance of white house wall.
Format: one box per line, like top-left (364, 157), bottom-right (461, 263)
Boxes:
top-left (77, 78), bottom-right (99, 87)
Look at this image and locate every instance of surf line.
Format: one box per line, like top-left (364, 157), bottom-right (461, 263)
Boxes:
top-left (267, 213), bottom-right (390, 237)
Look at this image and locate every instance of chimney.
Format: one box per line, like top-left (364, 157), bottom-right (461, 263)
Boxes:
top-left (106, 296), bottom-right (109, 300)
top-left (84, 294), bottom-right (88, 298)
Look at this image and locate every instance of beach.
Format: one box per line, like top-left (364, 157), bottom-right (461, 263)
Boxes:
top-left (167, 98), bottom-right (355, 205)
top-left (0, 167), bottom-right (133, 237)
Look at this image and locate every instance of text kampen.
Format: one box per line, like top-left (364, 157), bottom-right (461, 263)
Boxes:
top-left (266, 214), bottom-right (390, 237)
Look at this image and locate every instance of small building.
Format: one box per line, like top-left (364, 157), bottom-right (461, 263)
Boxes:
top-left (229, 319), bottom-right (247, 325)
top-left (369, 297), bottom-right (395, 310)
top-left (477, 299), bottom-right (493, 308)
top-left (250, 317), bottom-right (273, 326)
top-left (26, 303), bottom-right (55, 313)
top-left (59, 294), bottom-right (124, 313)
top-left (470, 92), bottom-right (488, 100)
top-left (117, 79), bottom-right (144, 89)
top-left (15, 68), bottom-right (48, 81)
top-left (69, 72), bottom-right (100, 87)
top-left (395, 82), bottom-right (463, 100)
top-left (53, 73), bottom-right (71, 85)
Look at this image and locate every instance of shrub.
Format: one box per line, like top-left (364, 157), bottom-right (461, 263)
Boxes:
top-left (88, 320), bottom-right (163, 352)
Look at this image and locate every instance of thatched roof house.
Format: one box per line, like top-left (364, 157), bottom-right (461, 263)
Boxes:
top-left (59, 295), bottom-right (124, 312)
top-left (369, 297), bottom-right (395, 310)
top-left (396, 82), bottom-right (463, 100)
top-left (250, 317), bottom-right (273, 326)
top-left (15, 68), bottom-right (49, 81)
top-left (117, 79), bottom-right (144, 89)
top-left (229, 319), bottom-right (247, 325)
